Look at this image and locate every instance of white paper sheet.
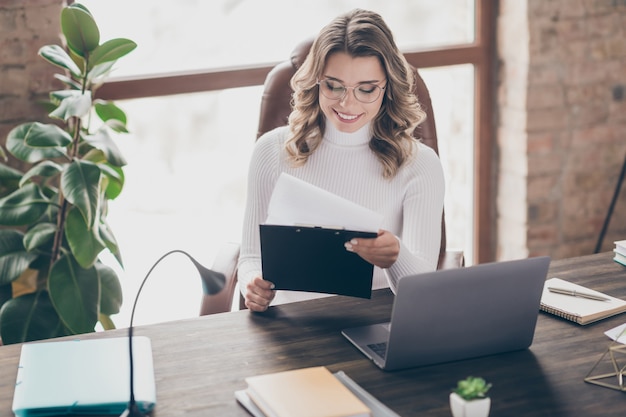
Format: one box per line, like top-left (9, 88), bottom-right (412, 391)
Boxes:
top-left (605, 323), bottom-right (626, 344)
top-left (266, 173), bottom-right (383, 233)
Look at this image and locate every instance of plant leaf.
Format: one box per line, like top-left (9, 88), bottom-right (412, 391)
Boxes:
top-left (0, 163), bottom-right (23, 180)
top-left (99, 163), bottom-right (124, 200)
top-left (98, 313), bottom-right (116, 330)
top-left (50, 88), bottom-right (82, 103)
top-left (88, 38), bottom-right (137, 70)
top-left (0, 230), bottom-right (38, 286)
top-left (67, 2), bottom-right (92, 15)
top-left (99, 220), bottom-right (122, 266)
top-left (49, 91), bottom-right (92, 121)
top-left (0, 284), bottom-right (11, 312)
top-left (65, 206), bottom-right (105, 269)
top-left (84, 129), bottom-right (127, 167)
top-left (0, 291), bottom-right (67, 344)
top-left (94, 100), bottom-right (127, 125)
top-left (19, 160), bottom-right (63, 188)
top-left (96, 262), bottom-right (122, 315)
top-left (7, 123), bottom-right (68, 163)
top-left (23, 222), bottom-right (57, 252)
top-left (0, 183), bottom-right (52, 226)
top-left (61, 5), bottom-right (100, 57)
top-left (105, 119), bottom-right (129, 134)
top-left (61, 160), bottom-right (101, 228)
top-left (53, 73), bottom-right (82, 90)
top-left (0, 163), bottom-right (22, 195)
top-left (25, 122), bottom-right (73, 148)
top-left (87, 60), bottom-right (115, 87)
top-left (82, 148), bottom-right (107, 164)
top-left (38, 44), bottom-right (82, 77)
top-left (68, 47), bottom-right (86, 75)
top-left (48, 255), bottom-right (99, 334)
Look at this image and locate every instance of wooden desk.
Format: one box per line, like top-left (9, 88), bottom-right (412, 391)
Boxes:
top-left (1, 252), bottom-right (625, 416)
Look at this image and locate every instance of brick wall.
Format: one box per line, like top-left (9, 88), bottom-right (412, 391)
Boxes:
top-left (497, 0), bottom-right (626, 261)
top-left (0, 0), bottom-right (64, 170)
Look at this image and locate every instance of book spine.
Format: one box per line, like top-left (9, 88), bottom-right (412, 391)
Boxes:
top-left (540, 303), bottom-right (582, 324)
top-left (613, 251), bottom-right (626, 266)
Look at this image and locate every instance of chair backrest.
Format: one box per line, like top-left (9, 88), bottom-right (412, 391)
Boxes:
top-left (256, 38), bottom-right (448, 267)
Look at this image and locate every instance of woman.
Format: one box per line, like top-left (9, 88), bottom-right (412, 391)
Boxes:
top-left (238, 9), bottom-right (445, 312)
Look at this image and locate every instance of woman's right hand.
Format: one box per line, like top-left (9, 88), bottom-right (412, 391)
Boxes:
top-left (244, 276), bottom-right (276, 312)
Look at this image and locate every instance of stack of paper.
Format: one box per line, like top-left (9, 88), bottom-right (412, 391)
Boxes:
top-left (605, 323), bottom-right (626, 344)
top-left (266, 173), bottom-right (383, 231)
top-left (614, 240), bottom-right (626, 266)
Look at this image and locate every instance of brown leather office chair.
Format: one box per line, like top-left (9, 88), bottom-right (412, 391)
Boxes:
top-left (202, 38), bottom-right (464, 315)
top-left (257, 38), bottom-right (463, 270)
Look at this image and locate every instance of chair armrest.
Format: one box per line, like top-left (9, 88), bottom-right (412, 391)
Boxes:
top-left (437, 250), bottom-right (465, 270)
top-left (199, 242), bottom-right (240, 315)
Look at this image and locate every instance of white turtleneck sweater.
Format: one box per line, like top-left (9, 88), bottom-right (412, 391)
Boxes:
top-left (238, 121), bottom-right (445, 305)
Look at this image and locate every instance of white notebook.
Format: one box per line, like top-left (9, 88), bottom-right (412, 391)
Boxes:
top-left (540, 278), bottom-right (626, 325)
top-left (12, 336), bottom-right (156, 417)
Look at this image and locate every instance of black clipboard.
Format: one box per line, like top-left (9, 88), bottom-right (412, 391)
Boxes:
top-left (259, 224), bottom-right (377, 299)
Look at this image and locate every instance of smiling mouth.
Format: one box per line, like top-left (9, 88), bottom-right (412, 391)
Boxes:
top-left (335, 110), bottom-right (360, 121)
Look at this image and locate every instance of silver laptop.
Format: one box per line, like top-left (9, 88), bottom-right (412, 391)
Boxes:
top-left (12, 336), bottom-right (156, 417)
top-left (342, 256), bottom-right (550, 371)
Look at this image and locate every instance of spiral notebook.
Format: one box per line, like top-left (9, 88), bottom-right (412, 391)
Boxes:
top-left (540, 278), bottom-right (626, 325)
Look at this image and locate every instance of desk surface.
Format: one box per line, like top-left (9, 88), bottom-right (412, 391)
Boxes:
top-left (1, 252), bottom-right (626, 416)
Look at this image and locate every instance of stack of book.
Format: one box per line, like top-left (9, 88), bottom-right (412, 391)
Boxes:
top-left (614, 240), bottom-right (626, 266)
top-left (235, 366), bottom-right (400, 417)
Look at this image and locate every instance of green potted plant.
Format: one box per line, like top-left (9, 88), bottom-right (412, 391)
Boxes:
top-left (0, 3), bottom-right (136, 344)
top-left (450, 376), bottom-right (492, 417)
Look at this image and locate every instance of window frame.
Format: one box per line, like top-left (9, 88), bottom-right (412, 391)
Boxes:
top-left (95, 0), bottom-right (495, 264)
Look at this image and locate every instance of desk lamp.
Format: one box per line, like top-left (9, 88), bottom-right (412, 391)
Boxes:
top-left (120, 250), bottom-right (226, 417)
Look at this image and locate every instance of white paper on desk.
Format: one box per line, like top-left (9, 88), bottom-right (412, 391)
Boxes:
top-left (605, 323), bottom-right (626, 344)
top-left (266, 173), bottom-right (383, 232)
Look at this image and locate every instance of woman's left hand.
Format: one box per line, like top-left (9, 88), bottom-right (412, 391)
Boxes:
top-left (344, 229), bottom-right (399, 268)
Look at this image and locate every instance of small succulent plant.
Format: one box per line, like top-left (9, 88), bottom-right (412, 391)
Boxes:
top-left (453, 376), bottom-right (492, 401)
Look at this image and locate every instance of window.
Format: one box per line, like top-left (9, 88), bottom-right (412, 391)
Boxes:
top-left (80, 0), bottom-right (474, 76)
top-left (78, 0), bottom-right (492, 326)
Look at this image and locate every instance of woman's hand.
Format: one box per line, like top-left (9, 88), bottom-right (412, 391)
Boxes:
top-left (244, 276), bottom-right (276, 312)
top-left (344, 229), bottom-right (399, 268)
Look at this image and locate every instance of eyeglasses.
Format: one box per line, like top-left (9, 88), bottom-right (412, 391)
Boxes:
top-left (317, 78), bottom-right (386, 103)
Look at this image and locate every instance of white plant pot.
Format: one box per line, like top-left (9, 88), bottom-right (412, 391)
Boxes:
top-left (449, 392), bottom-right (491, 417)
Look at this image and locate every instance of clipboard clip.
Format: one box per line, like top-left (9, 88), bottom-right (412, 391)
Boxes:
top-left (294, 223), bottom-right (346, 230)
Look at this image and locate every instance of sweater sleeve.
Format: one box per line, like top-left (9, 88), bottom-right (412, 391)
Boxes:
top-left (237, 128), bottom-right (284, 293)
top-left (384, 144), bottom-right (445, 293)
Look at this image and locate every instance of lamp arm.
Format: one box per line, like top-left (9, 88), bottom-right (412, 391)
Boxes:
top-left (121, 250), bottom-right (225, 417)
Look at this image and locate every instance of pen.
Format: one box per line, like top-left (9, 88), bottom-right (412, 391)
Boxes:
top-left (547, 286), bottom-right (610, 301)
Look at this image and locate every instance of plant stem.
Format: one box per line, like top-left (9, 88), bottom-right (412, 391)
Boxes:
top-left (49, 116), bottom-right (83, 270)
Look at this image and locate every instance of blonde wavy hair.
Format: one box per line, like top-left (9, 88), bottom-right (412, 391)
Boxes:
top-left (286, 9), bottom-right (427, 178)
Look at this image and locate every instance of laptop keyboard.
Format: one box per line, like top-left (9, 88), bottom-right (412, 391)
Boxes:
top-left (367, 342), bottom-right (388, 359)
